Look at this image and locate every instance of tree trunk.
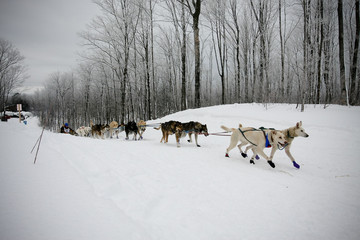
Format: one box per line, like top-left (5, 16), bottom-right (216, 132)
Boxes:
top-left (349, 0), bottom-right (360, 105)
top-left (338, 0), bottom-right (347, 105)
top-left (181, 0), bottom-right (187, 111)
top-left (193, 17), bottom-right (201, 108)
top-left (316, 0), bottom-right (324, 104)
top-left (279, 0), bottom-right (285, 99)
top-left (182, 0), bottom-right (202, 108)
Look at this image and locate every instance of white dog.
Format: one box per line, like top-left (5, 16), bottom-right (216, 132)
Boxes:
top-left (75, 126), bottom-right (91, 137)
top-left (221, 124), bottom-right (288, 168)
top-left (271, 121), bottom-right (309, 169)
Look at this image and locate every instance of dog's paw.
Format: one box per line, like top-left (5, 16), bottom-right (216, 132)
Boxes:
top-left (293, 161), bottom-right (300, 169)
top-left (241, 153), bottom-right (247, 158)
top-left (250, 159), bottom-right (255, 164)
top-left (267, 161), bottom-right (275, 168)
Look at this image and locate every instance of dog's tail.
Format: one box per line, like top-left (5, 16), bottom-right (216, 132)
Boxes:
top-left (90, 120), bottom-right (94, 127)
top-left (221, 125), bottom-right (235, 132)
top-left (221, 124), bottom-right (242, 132)
top-left (154, 126), bottom-right (161, 130)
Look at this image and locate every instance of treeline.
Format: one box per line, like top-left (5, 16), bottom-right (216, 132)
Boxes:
top-left (23, 0), bottom-right (359, 131)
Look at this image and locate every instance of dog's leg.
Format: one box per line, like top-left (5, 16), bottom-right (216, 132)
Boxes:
top-left (194, 134), bottom-right (201, 147)
top-left (160, 131), bottom-right (165, 143)
top-left (269, 145), bottom-right (278, 161)
top-left (187, 133), bottom-right (193, 143)
top-left (165, 132), bottom-right (169, 143)
top-left (225, 133), bottom-right (242, 157)
top-left (256, 148), bottom-right (275, 168)
top-left (249, 148), bottom-right (257, 164)
top-left (284, 144), bottom-right (300, 168)
top-left (245, 146), bottom-right (260, 160)
top-left (284, 145), bottom-right (295, 162)
top-left (176, 134), bottom-right (181, 147)
top-left (225, 140), bottom-right (238, 157)
top-left (238, 142), bottom-right (249, 158)
top-left (245, 144), bottom-right (259, 159)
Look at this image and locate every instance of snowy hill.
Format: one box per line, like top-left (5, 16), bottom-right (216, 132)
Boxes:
top-left (1, 103), bottom-right (360, 240)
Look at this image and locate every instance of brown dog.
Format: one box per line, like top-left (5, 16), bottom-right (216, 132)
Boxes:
top-left (109, 121), bottom-right (119, 139)
top-left (90, 120), bottom-right (109, 139)
top-left (137, 120), bottom-right (147, 140)
top-left (154, 121), bottom-right (183, 147)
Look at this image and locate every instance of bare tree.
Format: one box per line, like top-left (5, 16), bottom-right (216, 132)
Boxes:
top-left (322, 1), bottom-right (337, 106)
top-left (338, 0), bottom-right (347, 105)
top-left (165, 0), bottom-right (189, 110)
top-left (78, 63), bottom-right (94, 126)
top-left (80, 0), bottom-right (140, 123)
top-left (278, 0), bottom-right (285, 98)
top-left (227, 0), bottom-right (241, 103)
top-left (180, 0), bottom-right (188, 110)
top-left (0, 38), bottom-right (27, 117)
top-left (315, 0), bottom-right (324, 104)
top-left (349, 0), bottom-right (360, 105)
top-left (240, 8), bottom-right (252, 103)
top-left (250, 0), bottom-right (274, 103)
top-left (208, 0), bottom-right (228, 104)
top-left (179, 0), bottom-right (202, 108)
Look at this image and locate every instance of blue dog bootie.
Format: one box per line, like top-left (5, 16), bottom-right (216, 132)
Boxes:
top-left (293, 161), bottom-right (300, 169)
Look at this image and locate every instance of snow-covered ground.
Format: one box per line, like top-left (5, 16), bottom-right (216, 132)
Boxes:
top-left (1, 103), bottom-right (360, 240)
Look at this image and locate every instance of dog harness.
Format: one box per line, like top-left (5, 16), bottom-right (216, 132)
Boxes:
top-left (238, 127), bottom-right (272, 148)
top-left (264, 133), bottom-right (271, 148)
top-left (238, 128), bottom-right (259, 146)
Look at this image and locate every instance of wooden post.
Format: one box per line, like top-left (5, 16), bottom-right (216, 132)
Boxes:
top-left (17, 104), bottom-right (22, 123)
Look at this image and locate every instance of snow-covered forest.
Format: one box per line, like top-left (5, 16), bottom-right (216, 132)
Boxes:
top-left (1, 0), bottom-right (359, 130)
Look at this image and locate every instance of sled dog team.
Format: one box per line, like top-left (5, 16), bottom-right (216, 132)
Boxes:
top-left (75, 119), bottom-right (309, 169)
top-left (75, 120), bottom-right (147, 140)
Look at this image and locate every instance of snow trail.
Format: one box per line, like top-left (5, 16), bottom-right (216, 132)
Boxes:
top-left (1, 104), bottom-right (360, 240)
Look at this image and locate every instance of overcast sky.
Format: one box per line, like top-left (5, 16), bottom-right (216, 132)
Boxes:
top-left (0, 0), bottom-right (99, 91)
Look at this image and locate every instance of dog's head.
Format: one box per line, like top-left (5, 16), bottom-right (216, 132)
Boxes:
top-left (295, 121), bottom-right (309, 138)
top-left (109, 121), bottom-right (118, 129)
top-left (175, 122), bottom-right (183, 135)
top-left (271, 130), bottom-right (287, 147)
top-left (137, 120), bottom-right (146, 132)
top-left (101, 124), bottom-right (110, 133)
top-left (200, 124), bottom-right (209, 136)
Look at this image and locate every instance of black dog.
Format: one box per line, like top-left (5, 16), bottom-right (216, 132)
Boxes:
top-left (125, 121), bottom-right (138, 140)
